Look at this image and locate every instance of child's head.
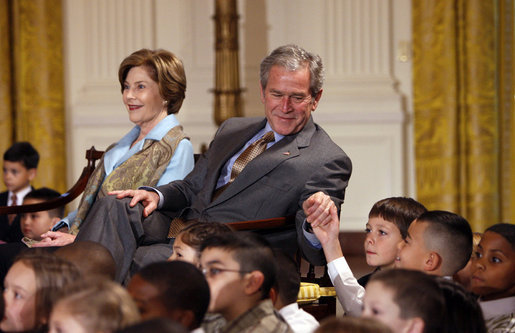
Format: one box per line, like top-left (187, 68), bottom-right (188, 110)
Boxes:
top-left (315, 316), bottom-right (393, 333)
top-left (453, 232), bottom-right (482, 290)
top-left (470, 223), bottom-right (515, 301)
top-left (169, 221), bottom-right (232, 266)
top-left (3, 142), bottom-right (39, 193)
top-left (396, 210), bottom-right (473, 276)
top-left (199, 232), bottom-right (276, 321)
top-left (1, 251), bottom-right (80, 332)
top-left (49, 278), bottom-right (140, 333)
top-left (127, 261), bottom-right (210, 330)
top-left (365, 197), bottom-right (427, 268)
top-left (271, 251), bottom-right (300, 310)
top-left (21, 188), bottom-right (63, 241)
top-left (363, 269), bottom-right (445, 333)
top-left (54, 241), bottom-right (116, 280)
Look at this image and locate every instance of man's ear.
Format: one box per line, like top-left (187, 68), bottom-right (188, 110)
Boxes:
top-left (424, 251), bottom-right (442, 274)
top-left (311, 89), bottom-right (323, 111)
top-left (244, 271), bottom-right (265, 296)
top-left (28, 168), bottom-right (37, 182)
top-left (406, 317), bottom-right (425, 333)
top-left (259, 82), bottom-right (266, 103)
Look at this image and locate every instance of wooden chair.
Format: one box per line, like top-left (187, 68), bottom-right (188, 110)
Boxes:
top-left (0, 147), bottom-right (104, 215)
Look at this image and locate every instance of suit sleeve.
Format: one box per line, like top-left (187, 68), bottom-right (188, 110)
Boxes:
top-left (296, 150), bottom-right (352, 265)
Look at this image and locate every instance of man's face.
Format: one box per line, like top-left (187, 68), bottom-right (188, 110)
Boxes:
top-left (395, 220), bottom-right (429, 272)
top-left (260, 65), bottom-right (321, 136)
top-left (200, 248), bottom-right (246, 320)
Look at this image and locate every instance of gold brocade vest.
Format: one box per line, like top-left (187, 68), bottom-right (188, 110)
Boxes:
top-left (69, 125), bottom-right (188, 235)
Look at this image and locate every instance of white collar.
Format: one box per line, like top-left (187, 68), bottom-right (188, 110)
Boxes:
top-left (480, 296), bottom-right (515, 319)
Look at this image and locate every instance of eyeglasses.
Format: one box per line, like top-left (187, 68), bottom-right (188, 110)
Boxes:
top-left (201, 267), bottom-right (250, 278)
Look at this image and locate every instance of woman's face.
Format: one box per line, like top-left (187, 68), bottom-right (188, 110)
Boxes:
top-left (122, 65), bottom-right (167, 130)
top-left (1, 261), bottom-right (37, 332)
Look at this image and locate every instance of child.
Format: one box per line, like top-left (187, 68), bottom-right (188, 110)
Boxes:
top-left (199, 232), bottom-right (292, 333)
top-left (362, 268), bottom-right (445, 333)
top-left (453, 232), bottom-right (482, 291)
top-left (20, 187), bottom-right (63, 243)
top-left (127, 261), bottom-right (210, 331)
top-left (1, 251), bottom-right (80, 332)
top-left (470, 223), bottom-right (515, 332)
top-left (49, 278), bottom-right (140, 333)
top-left (1, 142), bottom-right (39, 242)
top-left (168, 221), bottom-right (233, 267)
top-left (396, 210), bottom-right (473, 277)
top-left (315, 316), bottom-right (393, 333)
top-left (311, 196), bottom-right (426, 315)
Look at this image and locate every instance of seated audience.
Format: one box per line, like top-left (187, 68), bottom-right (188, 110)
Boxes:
top-left (116, 318), bottom-right (188, 333)
top-left (362, 268), bottom-right (445, 333)
top-left (311, 195), bottom-right (426, 315)
top-left (20, 187), bottom-right (63, 244)
top-left (54, 240), bottom-right (116, 280)
top-left (1, 251), bottom-right (80, 332)
top-left (199, 232), bottom-right (292, 333)
top-left (395, 210), bottom-right (473, 277)
top-left (470, 223), bottom-right (515, 332)
top-left (127, 261), bottom-right (210, 331)
top-left (436, 278), bottom-right (487, 333)
top-left (271, 251), bottom-right (319, 333)
top-left (49, 278), bottom-right (140, 333)
top-left (1, 142), bottom-right (39, 243)
top-left (315, 316), bottom-right (393, 333)
top-left (453, 231), bottom-right (482, 290)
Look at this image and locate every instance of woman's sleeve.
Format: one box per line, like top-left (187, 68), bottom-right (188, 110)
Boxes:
top-left (156, 138), bottom-right (195, 186)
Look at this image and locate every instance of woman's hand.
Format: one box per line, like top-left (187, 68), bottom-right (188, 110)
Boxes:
top-left (31, 231), bottom-right (76, 247)
top-left (108, 189), bottom-right (160, 217)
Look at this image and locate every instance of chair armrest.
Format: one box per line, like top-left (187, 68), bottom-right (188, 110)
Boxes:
top-left (0, 147), bottom-right (104, 215)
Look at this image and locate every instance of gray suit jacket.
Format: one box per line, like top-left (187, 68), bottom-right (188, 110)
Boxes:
top-left (157, 116), bottom-right (352, 265)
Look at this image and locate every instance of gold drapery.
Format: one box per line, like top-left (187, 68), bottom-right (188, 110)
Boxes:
top-left (413, 0), bottom-right (513, 231)
top-left (0, 0), bottom-right (66, 193)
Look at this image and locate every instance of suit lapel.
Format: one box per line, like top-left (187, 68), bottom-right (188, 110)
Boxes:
top-left (209, 117), bottom-right (316, 205)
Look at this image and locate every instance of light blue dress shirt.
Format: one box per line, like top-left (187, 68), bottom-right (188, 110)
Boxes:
top-left (56, 114), bottom-right (194, 230)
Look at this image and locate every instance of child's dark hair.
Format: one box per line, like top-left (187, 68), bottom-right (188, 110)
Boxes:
top-left (200, 232), bottom-right (276, 300)
top-left (273, 251), bottom-right (300, 305)
top-left (368, 197), bottom-right (427, 239)
top-left (417, 210), bottom-right (473, 276)
top-left (135, 261), bottom-right (210, 328)
top-left (369, 269), bottom-right (445, 333)
top-left (178, 221), bottom-right (232, 255)
top-left (3, 142), bottom-right (39, 169)
top-left (24, 187), bottom-right (64, 218)
top-left (485, 223), bottom-right (515, 249)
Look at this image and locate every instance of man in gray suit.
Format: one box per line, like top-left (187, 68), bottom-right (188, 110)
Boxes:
top-left (76, 44), bottom-right (352, 282)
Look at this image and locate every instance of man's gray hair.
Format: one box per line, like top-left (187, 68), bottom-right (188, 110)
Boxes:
top-left (260, 44), bottom-right (324, 97)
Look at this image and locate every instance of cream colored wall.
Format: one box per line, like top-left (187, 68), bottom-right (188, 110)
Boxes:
top-left (63, 0), bottom-right (413, 230)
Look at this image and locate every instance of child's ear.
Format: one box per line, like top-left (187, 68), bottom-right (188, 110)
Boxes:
top-left (406, 317), bottom-right (425, 333)
top-left (28, 168), bottom-right (37, 182)
top-left (168, 309), bottom-right (195, 330)
top-left (269, 286), bottom-right (278, 305)
top-left (424, 251), bottom-right (442, 274)
top-left (244, 271), bottom-right (265, 296)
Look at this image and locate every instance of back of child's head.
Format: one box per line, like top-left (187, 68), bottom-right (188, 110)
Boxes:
top-left (13, 251), bottom-right (80, 331)
top-left (24, 187), bottom-right (64, 218)
top-left (368, 269), bottom-right (445, 333)
top-left (3, 142), bottom-right (39, 169)
top-left (436, 278), bottom-right (487, 333)
top-left (200, 232), bottom-right (277, 300)
top-left (52, 277), bottom-right (140, 333)
top-left (417, 210), bottom-right (473, 276)
top-left (369, 197), bottom-right (427, 239)
top-left (316, 316), bottom-right (393, 333)
top-left (54, 241), bottom-right (116, 280)
top-left (178, 221), bottom-right (233, 254)
top-left (133, 260), bottom-right (210, 328)
top-left (272, 251), bottom-right (300, 307)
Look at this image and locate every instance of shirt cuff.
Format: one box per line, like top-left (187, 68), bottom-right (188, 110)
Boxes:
top-left (327, 256), bottom-right (353, 282)
top-left (302, 220), bottom-right (322, 249)
top-left (138, 186), bottom-right (164, 209)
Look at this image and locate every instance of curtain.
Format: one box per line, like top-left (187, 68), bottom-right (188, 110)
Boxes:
top-left (0, 0), bottom-right (66, 193)
top-left (413, 0), bottom-right (513, 231)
